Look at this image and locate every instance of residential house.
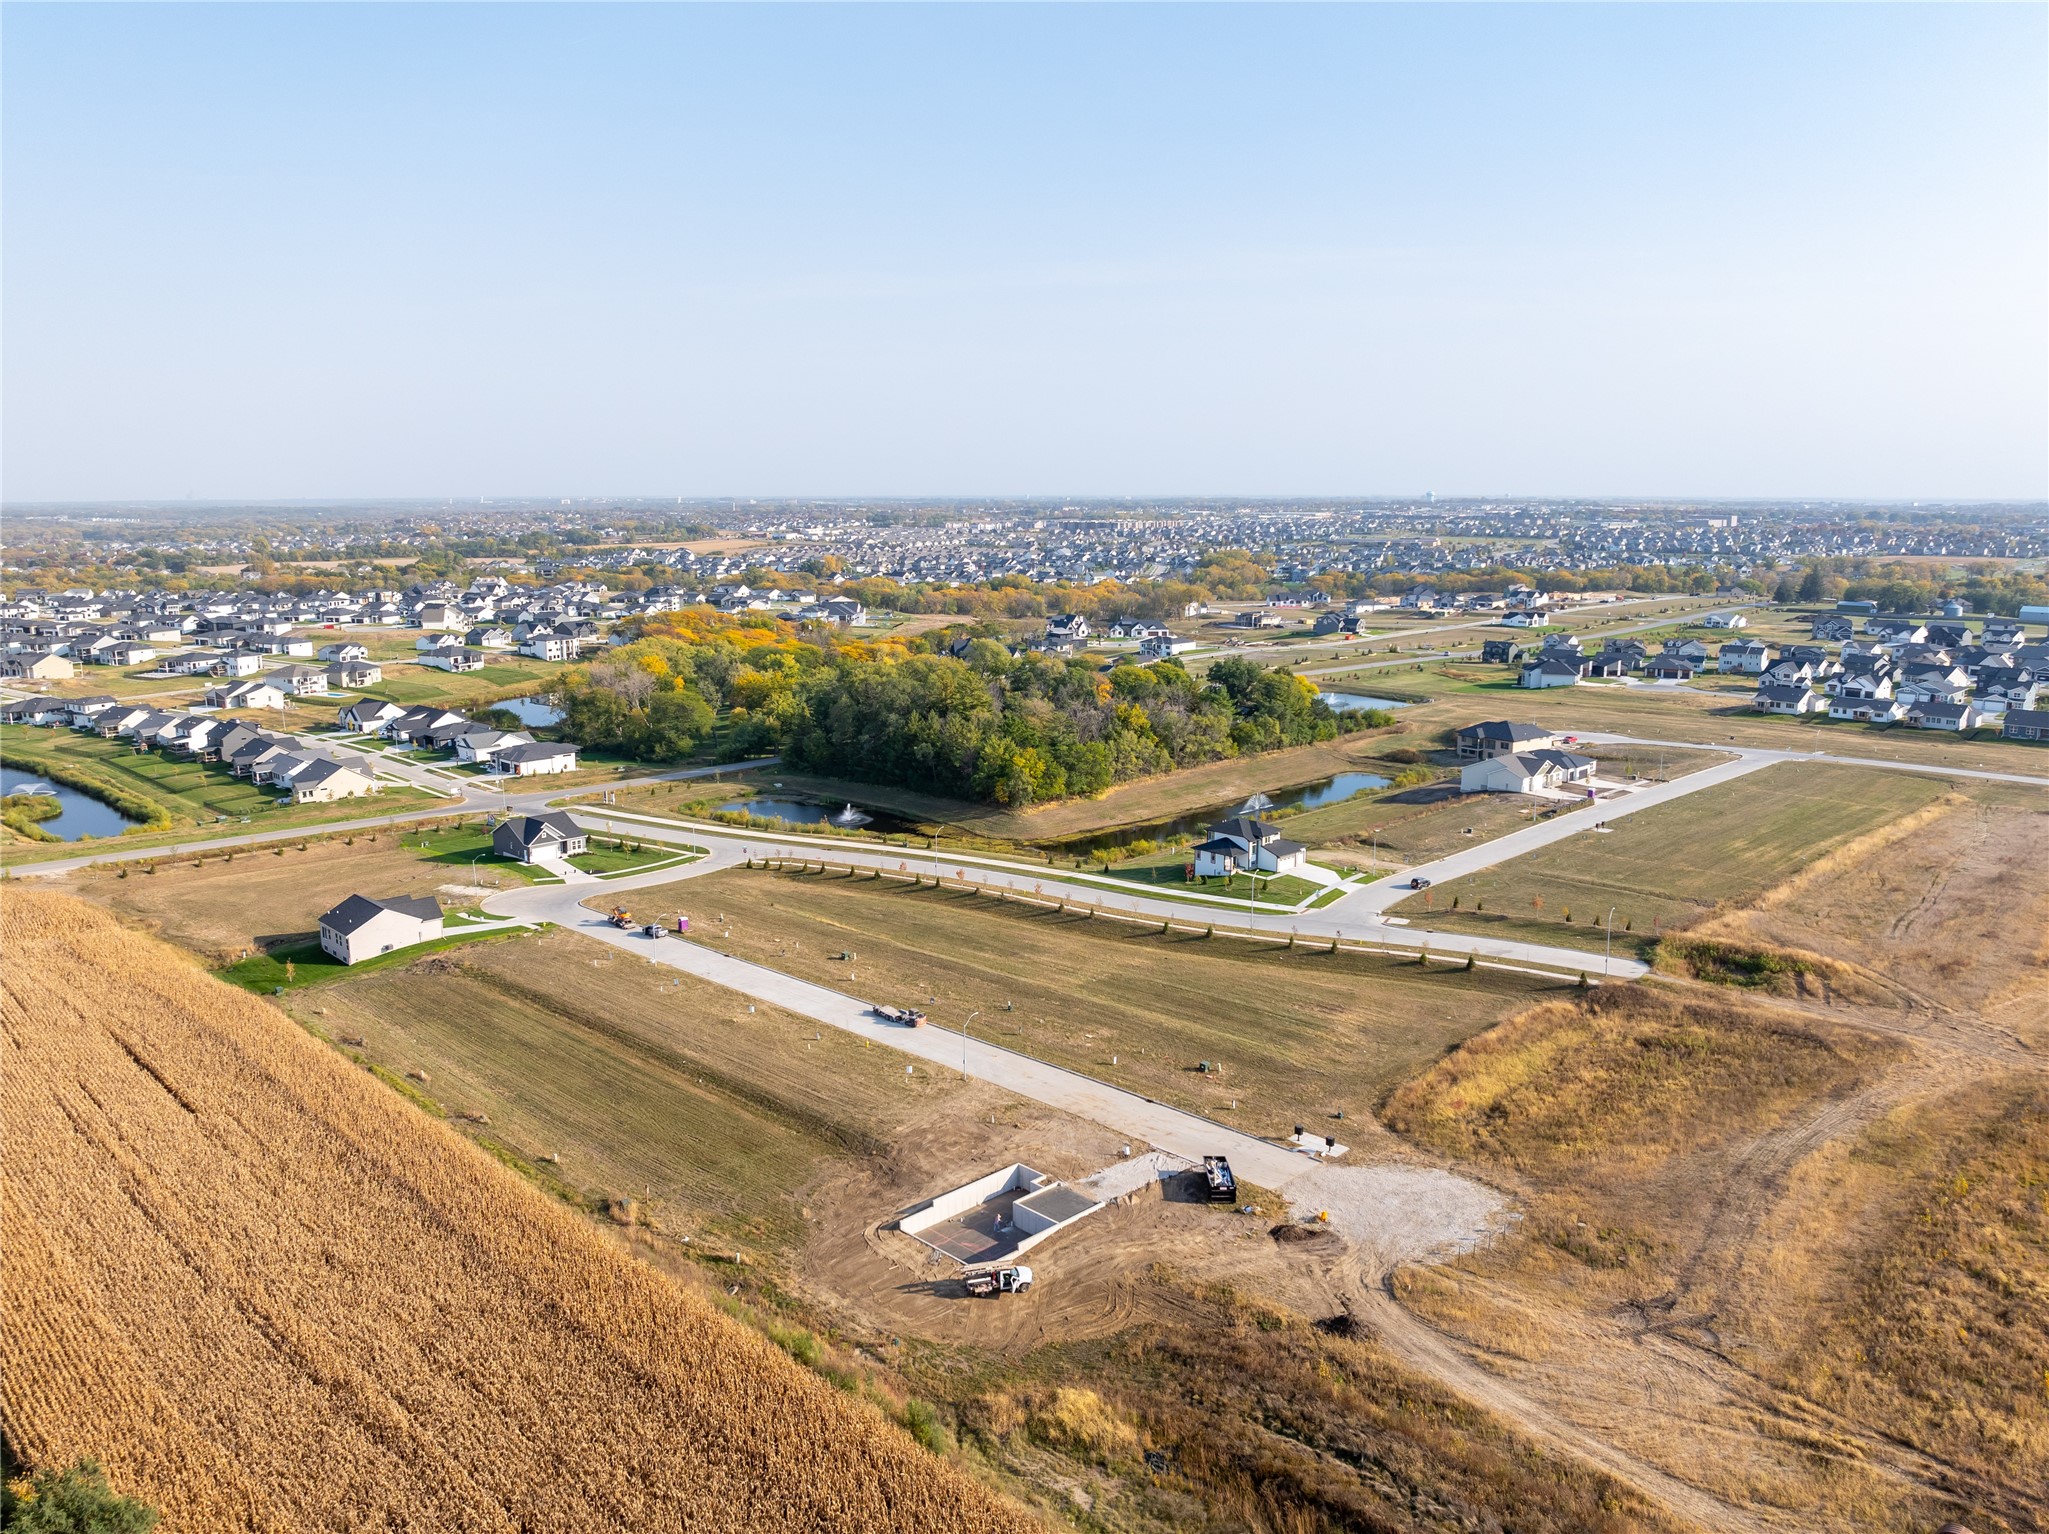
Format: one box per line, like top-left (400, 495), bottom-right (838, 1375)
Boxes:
top-left (337, 698), bottom-right (405, 732)
top-left (1753, 683), bottom-right (1823, 715)
top-left (2001, 708), bottom-right (2049, 742)
top-left (318, 641), bottom-right (369, 663)
top-left (1981, 617), bottom-right (2026, 647)
top-left (285, 757), bottom-right (379, 803)
top-left (1866, 618), bottom-right (1929, 647)
top-left (466, 626), bottom-right (516, 650)
top-left (1190, 815), bottom-right (1308, 878)
top-left (1642, 655), bottom-right (1697, 681)
top-left (1044, 615), bottom-right (1091, 644)
top-left (270, 665), bottom-right (330, 696)
top-left (1498, 609), bottom-right (1545, 628)
top-left (1718, 640), bottom-right (1773, 675)
top-left (327, 661), bottom-right (383, 690)
top-left (519, 631), bottom-right (576, 662)
top-left (1460, 749), bottom-right (1597, 796)
top-left (1699, 612), bottom-right (1749, 629)
top-left (1829, 668), bottom-right (1893, 704)
top-left (453, 728), bottom-right (534, 765)
top-left (1518, 658), bottom-right (1581, 689)
top-left (1809, 615), bottom-right (1855, 643)
top-left (0, 653), bottom-right (73, 680)
top-left (1974, 665), bottom-right (2038, 715)
top-left (487, 741), bottom-right (580, 777)
top-left (317, 894), bottom-right (444, 965)
top-left (417, 648), bottom-right (486, 673)
top-left (1829, 693), bottom-right (1904, 724)
top-left (1660, 638), bottom-right (1712, 665)
top-left (1455, 721), bottom-right (1562, 759)
top-left (1137, 633), bottom-right (1198, 660)
top-left (205, 679), bottom-right (289, 711)
top-left (492, 810), bottom-right (588, 864)
top-left (383, 707), bottom-right (469, 744)
top-left (1479, 639), bottom-right (1528, 665)
top-left (1904, 700), bottom-right (1985, 732)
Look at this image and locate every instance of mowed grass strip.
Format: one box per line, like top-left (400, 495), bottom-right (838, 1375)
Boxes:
top-left (654, 868), bottom-right (1558, 1129)
top-left (1391, 764), bottom-right (1952, 949)
top-left (294, 928), bottom-right (951, 1246)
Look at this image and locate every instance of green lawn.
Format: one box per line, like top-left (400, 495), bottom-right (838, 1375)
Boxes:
top-left (0, 725), bottom-right (445, 863)
top-left (380, 823), bottom-right (555, 883)
top-left (1388, 763), bottom-right (1952, 951)
top-left (566, 842), bottom-right (700, 876)
top-left (218, 925), bottom-right (534, 993)
top-left (1094, 848), bottom-right (1325, 907)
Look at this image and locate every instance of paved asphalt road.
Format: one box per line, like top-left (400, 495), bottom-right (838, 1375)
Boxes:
top-left (558, 810), bottom-right (1653, 978)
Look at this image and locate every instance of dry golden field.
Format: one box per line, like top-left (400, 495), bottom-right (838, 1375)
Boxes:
top-left (0, 888), bottom-right (1034, 1533)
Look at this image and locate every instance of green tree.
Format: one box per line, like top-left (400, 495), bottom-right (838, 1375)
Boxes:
top-left (2, 1459), bottom-right (159, 1534)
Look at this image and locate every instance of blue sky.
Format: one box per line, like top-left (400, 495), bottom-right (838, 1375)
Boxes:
top-left (4, 3), bottom-right (2043, 502)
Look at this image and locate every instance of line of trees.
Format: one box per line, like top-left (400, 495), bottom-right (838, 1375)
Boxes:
top-left (544, 612), bottom-right (1376, 805)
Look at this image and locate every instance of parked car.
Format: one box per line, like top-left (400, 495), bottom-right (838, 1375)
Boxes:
top-left (1410, 876), bottom-right (1432, 889)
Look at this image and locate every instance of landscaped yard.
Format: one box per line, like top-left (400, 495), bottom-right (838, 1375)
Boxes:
top-left (566, 840), bottom-right (700, 876)
top-left (1386, 762), bottom-right (1954, 952)
top-left (1093, 848), bottom-right (1325, 906)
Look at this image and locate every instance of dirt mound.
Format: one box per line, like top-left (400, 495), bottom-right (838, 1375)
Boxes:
top-left (409, 956), bottom-right (465, 976)
top-left (1313, 1313), bottom-right (1362, 1338)
top-left (1271, 1222), bottom-right (1334, 1245)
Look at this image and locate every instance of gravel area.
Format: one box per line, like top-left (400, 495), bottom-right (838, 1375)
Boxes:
top-left (1282, 1163), bottom-right (1514, 1268)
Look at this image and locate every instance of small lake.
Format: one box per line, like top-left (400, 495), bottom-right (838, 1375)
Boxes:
top-left (714, 797), bottom-right (917, 836)
top-left (1048, 769), bottom-right (1395, 858)
top-left (494, 696), bottom-right (564, 726)
top-left (0, 765), bottom-right (141, 840)
top-left (1317, 690), bottom-right (1410, 712)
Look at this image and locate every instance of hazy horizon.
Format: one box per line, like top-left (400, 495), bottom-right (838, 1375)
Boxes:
top-left (5, 3), bottom-right (2045, 504)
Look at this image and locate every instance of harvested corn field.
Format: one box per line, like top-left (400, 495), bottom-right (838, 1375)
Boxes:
top-left (0, 887), bottom-right (1034, 1534)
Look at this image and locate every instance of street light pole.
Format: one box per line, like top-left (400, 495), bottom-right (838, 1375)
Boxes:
top-left (962, 1010), bottom-right (980, 1081)
top-left (1605, 905), bottom-right (1616, 978)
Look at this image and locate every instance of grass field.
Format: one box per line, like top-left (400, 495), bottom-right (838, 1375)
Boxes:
top-left (1775, 1075), bottom-right (2049, 1516)
top-left (652, 866), bottom-right (1560, 1128)
top-left (0, 725), bottom-right (444, 864)
top-left (1389, 763), bottom-right (1954, 950)
top-left (1685, 784), bottom-right (2049, 1042)
top-left (283, 925), bottom-right (966, 1249)
top-left (1, 888), bottom-right (1028, 1533)
top-left (62, 819), bottom-right (541, 960)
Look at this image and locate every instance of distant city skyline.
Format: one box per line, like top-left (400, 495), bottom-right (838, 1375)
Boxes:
top-left (4, 3), bottom-right (2044, 503)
